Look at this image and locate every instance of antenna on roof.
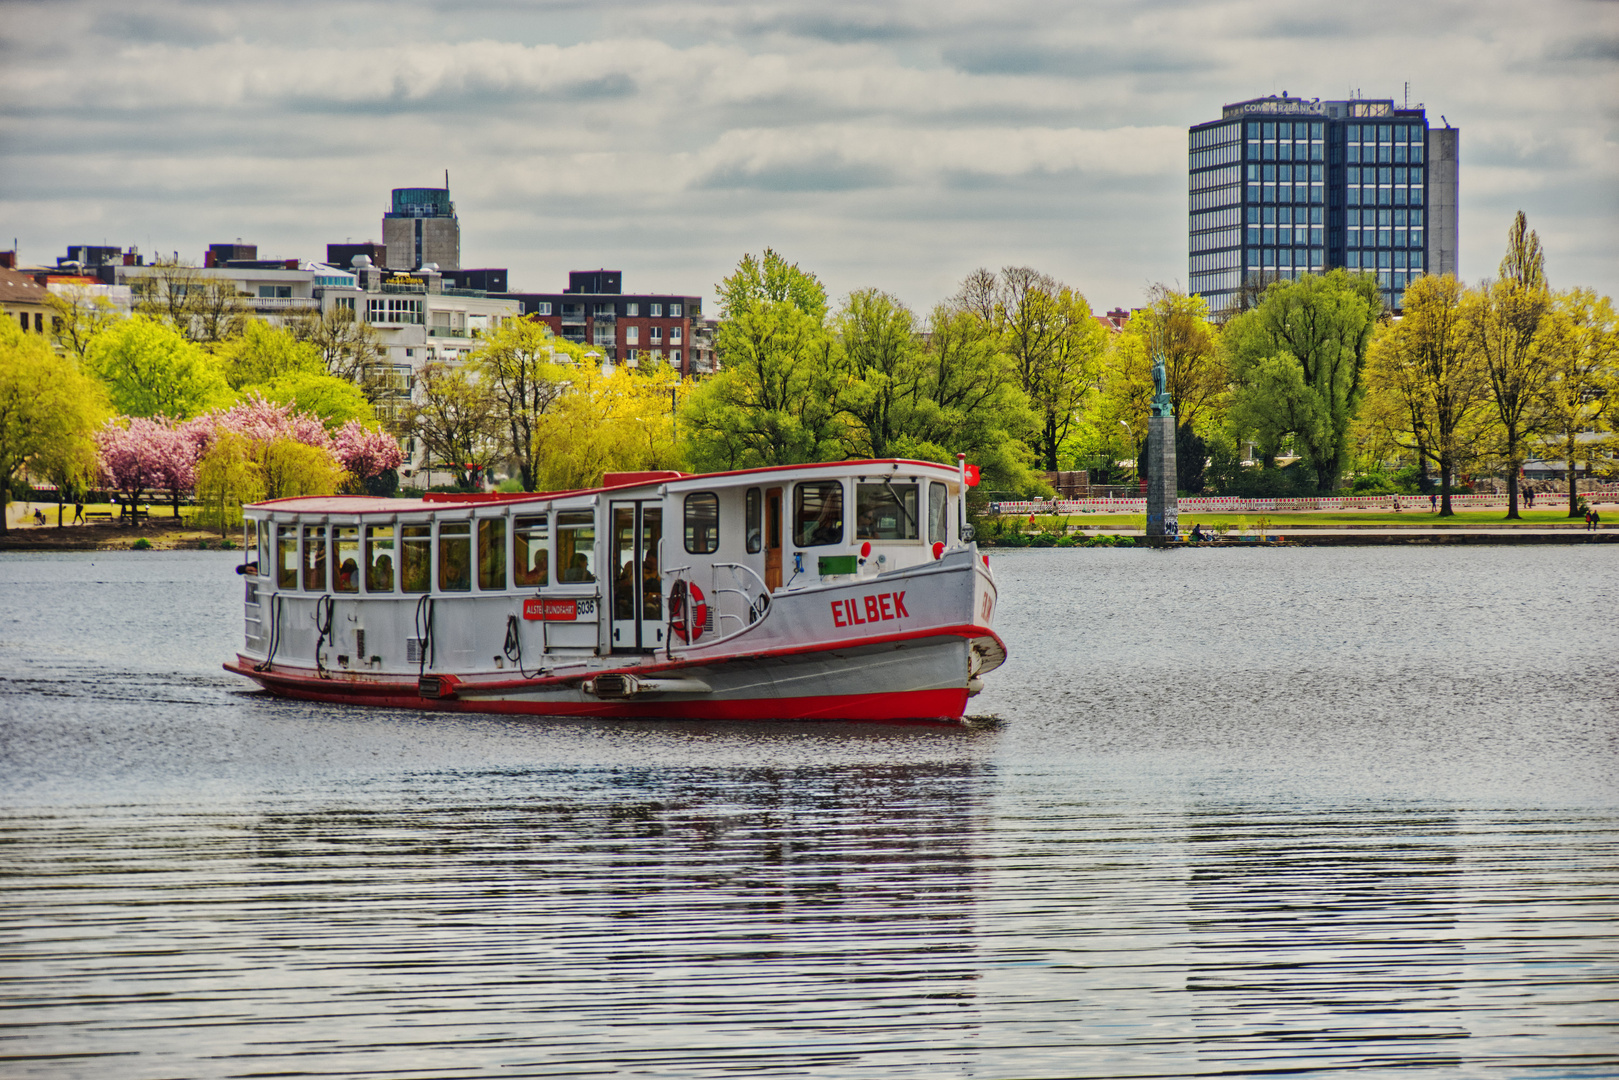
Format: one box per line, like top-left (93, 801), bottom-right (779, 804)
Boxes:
top-left (1404, 81), bottom-right (1409, 108)
top-left (445, 168), bottom-right (450, 191)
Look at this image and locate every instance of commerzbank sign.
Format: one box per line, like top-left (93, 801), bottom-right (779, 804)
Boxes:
top-left (1223, 97), bottom-right (1325, 118)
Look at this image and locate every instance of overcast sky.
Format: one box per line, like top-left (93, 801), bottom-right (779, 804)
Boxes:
top-left (3, 0), bottom-right (1615, 315)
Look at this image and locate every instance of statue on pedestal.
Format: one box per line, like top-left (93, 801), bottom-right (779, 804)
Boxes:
top-left (1150, 346), bottom-right (1173, 418)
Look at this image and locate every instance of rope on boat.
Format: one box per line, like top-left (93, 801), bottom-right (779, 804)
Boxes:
top-left (503, 614), bottom-right (545, 680)
top-left (313, 594), bottom-right (334, 679)
top-left (253, 592), bottom-right (284, 673)
top-left (413, 594), bottom-right (435, 678)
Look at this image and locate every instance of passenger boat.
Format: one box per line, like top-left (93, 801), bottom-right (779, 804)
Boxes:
top-left (224, 458), bottom-right (1005, 723)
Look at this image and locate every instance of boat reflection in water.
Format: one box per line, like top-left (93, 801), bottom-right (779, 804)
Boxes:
top-left (230, 759), bottom-right (992, 1074)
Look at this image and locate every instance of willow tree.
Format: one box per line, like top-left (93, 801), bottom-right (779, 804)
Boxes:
top-left (0, 318), bottom-right (109, 532)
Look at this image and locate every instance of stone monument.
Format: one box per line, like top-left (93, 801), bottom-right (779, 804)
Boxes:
top-left (1145, 343), bottom-right (1178, 545)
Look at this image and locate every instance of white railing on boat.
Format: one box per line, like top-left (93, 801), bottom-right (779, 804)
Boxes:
top-left (662, 561), bottom-right (773, 656)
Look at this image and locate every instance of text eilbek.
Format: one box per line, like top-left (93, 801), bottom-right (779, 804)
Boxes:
top-left (830, 592), bottom-right (908, 628)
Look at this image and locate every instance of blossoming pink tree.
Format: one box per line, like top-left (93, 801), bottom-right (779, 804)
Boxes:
top-left (96, 416), bottom-right (196, 520)
top-left (98, 394), bottom-right (406, 525)
top-left (331, 419), bottom-right (405, 488)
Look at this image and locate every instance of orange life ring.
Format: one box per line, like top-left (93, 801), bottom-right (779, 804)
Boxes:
top-left (670, 580), bottom-right (707, 642)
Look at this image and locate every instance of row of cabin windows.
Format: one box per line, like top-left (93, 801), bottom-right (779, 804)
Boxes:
top-left (253, 479), bottom-right (953, 592)
top-left (255, 513), bottom-right (597, 595)
top-left (681, 480), bottom-right (951, 554)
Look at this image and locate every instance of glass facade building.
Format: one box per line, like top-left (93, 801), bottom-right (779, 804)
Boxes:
top-left (1189, 95), bottom-right (1459, 316)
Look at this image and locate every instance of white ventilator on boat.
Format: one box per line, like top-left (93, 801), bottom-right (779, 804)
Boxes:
top-left (226, 458), bottom-right (1004, 722)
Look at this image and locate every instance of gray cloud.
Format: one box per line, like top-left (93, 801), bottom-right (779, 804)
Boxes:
top-left (0, 0), bottom-right (1614, 309)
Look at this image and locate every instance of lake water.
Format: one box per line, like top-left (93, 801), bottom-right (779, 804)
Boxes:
top-left (1, 547), bottom-right (1615, 1078)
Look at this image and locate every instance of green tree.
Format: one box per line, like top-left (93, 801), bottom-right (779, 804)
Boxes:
top-left (832, 288), bottom-right (920, 459)
top-left (989, 267), bottom-right (1108, 472)
top-left (902, 299), bottom-right (1042, 494)
top-left (829, 287), bottom-right (1042, 494)
top-left (1537, 289), bottom-right (1618, 517)
top-left (217, 320), bottom-right (325, 389)
top-left (683, 250), bottom-right (842, 470)
top-left (254, 371), bottom-right (376, 430)
top-left (1223, 269), bottom-right (1382, 492)
top-left (85, 315), bottom-right (233, 419)
top-left (1364, 274), bottom-right (1491, 515)
top-left (1469, 212), bottom-right (1554, 518)
top-left (472, 317), bottom-right (573, 490)
top-left (1115, 287), bottom-right (1226, 491)
top-left (0, 317), bottom-right (110, 533)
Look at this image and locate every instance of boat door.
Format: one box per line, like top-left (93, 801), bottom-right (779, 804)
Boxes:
top-left (764, 487), bottom-right (782, 591)
top-left (610, 501), bottom-right (664, 652)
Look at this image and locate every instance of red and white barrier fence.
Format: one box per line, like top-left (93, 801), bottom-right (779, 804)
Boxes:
top-left (990, 488), bottom-right (1618, 516)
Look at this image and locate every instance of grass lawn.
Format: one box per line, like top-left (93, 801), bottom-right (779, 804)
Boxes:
top-left (1011, 509), bottom-right (1586, 531)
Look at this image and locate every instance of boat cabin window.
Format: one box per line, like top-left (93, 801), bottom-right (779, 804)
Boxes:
top-left (515, 515), bottom-right (549, 587)
top-left (557, 511), bottom-right (596, 582)
top-left (334, 526), bottom-right (360, 593)
top-left (276, 526), bottom-right (297, 589)
top-left (401, 524), bottom-right (430, 593)
top-left (855, 482), bottom-right (919, 541)
top-left (438, 521), bottom-right (471, 592)
top-left (684, 492), bottom-right (719, 554)
top-left (302, 526), bottom-right (328, 590)
top-left (929, 482), bottom-right (949, 545)
top-left (745, 488), bottom-right (762, 553)
top-left (794, 481), bottom-right (844, 547)
top-left (251, 520), bottom-right (268, 577)
top-left (477, 519), bottom-right (506, 591)
top-left (366, 525), bottom-right (395, 592)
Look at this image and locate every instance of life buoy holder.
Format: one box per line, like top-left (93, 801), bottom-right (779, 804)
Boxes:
top-left (669, 580), bottom-right (707, 643)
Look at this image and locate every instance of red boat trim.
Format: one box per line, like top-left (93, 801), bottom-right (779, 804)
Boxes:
top-left (229, 621), bottom-right (1001, 696)
top-left (221, 659), bottom-right (969, 722)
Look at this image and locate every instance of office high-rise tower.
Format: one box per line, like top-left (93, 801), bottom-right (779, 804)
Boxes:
top-left (1189, 94), bottom-right (1459, 315)
top-left (383, 186), bottom-right (461, 271)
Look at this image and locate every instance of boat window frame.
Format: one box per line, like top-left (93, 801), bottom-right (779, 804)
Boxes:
top-left (476, 516), bottom-right (507, 592)
top-left (514, 511), bottom-right (550, 589)
top-left (332, 524), bottom-right (361, 594)
top-left (928, 481), bottom-right (950, 545)
top-left (437, 519), bottom-right (472, 593)
top-left (275, 523), bottom-right (298, 590)
top-left (399, 520), bottom-right (432, 594)
top-left (555, 507), bottom-right (598, 585)
top-left (793, 480), bottom-right (845, 547)
top-left (365, 522), bottom-right (396, 593)
top-left (745, 487), bottom-right (763, 554)
top-left (302, 524), bottom-right (329, 591)
top-left (855, 481), bottom-right (921, 542)
top-left (683, 491), bottom-right (720, 555)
